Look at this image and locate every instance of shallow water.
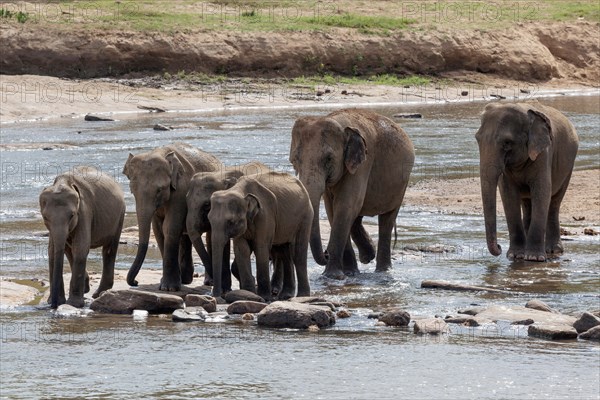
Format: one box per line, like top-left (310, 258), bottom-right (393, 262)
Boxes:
top-left (0, 96), bottom-right (599, 399)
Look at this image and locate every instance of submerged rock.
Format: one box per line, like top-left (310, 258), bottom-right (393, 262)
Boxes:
top-left (224, 290), bottom-right (265, 304)
top-left (378, 308), bottom-right (411, 327)
top-left (528, 324), bottom-right (578, 340)
top-left (474, 305), bottom-right (575, 326)
top-left (525, 299), bottom-right (558, 313)
top-left (336, 309), bottom-right (351, 318)
top-left (90, 289), bottom-right (183, 314)
top-left (84, 114), bottom-right (114, 121)
top-left (579, 325), bottom-right (600, 341)
top-left (185, 294), bottom-right (217, 313)
top-left (573, 312), bottom-right (600, 334)
top-left (257, 301), bottom-right (335, 329)
top-left (55, 304), bottom-right (83, 317)
top-left (414, 318), bottom-right (450, 335)
top-left (242, 313), bottom-right (254, 321)
top-left (227, 301), bottom-right (267, 315)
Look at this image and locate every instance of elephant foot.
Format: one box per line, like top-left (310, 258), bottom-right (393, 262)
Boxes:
top-left (546, 242), bottom-right (564, 258)
top-left (524, 251), bottom-right (546, 262)
top-left (203, 275), bottom-right (214, 286)
top-left (358, 246), bottom-right (376, 264)
top-left (374, 264), bottom-right (392, 273)
top-left (48, 295), bottom-right (66, 307)
top-left (322, 267), bottom-right (346, 280)
top-left (181, 275), bottom-right (194, 285)
top-left (159, 277), bottom-right (182, 292)
top-left (278, 289), bottom-right (295, 301)
top-left (66, 296), bottom-right (85, 308)
top-left (343, 267), bottom-right (360, 277)
top-left (507, 247), bottom-right (525, 260)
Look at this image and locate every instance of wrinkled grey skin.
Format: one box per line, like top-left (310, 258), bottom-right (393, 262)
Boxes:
top-left (123, 143), bottom-right (222, 291)
top-left (208, 172), bottom-right (313, 300)
top-left (185, 162), bottom-right (269, 292)
top-left (476, 102), bottom-right (578, 261)
top-left (290, 108), bottom-right (415, 279)
top-left (39, 166), bottom-right (125, 308)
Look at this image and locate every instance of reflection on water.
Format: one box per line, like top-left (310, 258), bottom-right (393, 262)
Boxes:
top-left (0, 96), bottom-right (599, 399)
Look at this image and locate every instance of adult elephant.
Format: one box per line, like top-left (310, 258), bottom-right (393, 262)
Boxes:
top-left (208, 172), bottom-right (313, 300)
top-left (123, 142), bottom-right (222, 291)
top-left (186, 161), bottom-right (269, 292)
top-left (289, 108), bottom-right (415, 279)
top-left (475, 102), bottom-right (578, 261)
top-left (39, 166), bottom-right (125, 308)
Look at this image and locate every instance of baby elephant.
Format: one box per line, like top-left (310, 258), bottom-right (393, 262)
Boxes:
top-left (39, 166), bottom-right (125, 308)
top-left (208, 171), bottom-right (313, 300)
top-left (476, 102), bottom-right (578, 261)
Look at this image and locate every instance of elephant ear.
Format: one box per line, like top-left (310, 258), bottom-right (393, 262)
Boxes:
top-left (245, 193), bottom-right (261, 222)
top-left (122, 153), bottom-right (134, 178)
top-left (527, 109), bottom-right (552, 161)
top-left (71, 183), bottom-right (82, 211)
top-left (166, 152), bottom-right (182, 190)
top-left (344, 127), bottom-right (367, 174)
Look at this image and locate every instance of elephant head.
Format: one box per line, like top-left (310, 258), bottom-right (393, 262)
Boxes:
top-left (207, 190), bottom-right (261, 297)
top-left (39, 182), bottom-right (80, 308)
top-left (475, 103), bottom-right (552, 256)
top-left (122, 151), bottom-right (183, 286)
top-left (289, 117), bottom-right (367, 265)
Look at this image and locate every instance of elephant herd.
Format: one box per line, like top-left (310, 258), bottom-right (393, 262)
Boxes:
top-left (39, 104), bottom-right (579, 309)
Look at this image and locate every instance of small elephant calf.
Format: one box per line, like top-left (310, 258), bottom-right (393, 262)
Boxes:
top-left (39, 166), bottom-right (125, 308)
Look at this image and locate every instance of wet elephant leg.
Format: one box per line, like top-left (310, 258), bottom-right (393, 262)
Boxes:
top-left (67, 245), bottom-right (89, 308)
top-left (152, 216), bottom-right (165, 257)
top-left (522, 198), bottom-right (532, 235)
top-left (276, 244), bottom-right (296, 300)
top-left (179, 235), bottom-right (194, 285)
top-left (375, 207), bottom-right (399, 272)
top-left (500, 177), bottom-right (526, 260)
top-left (546, 174), bottom-right (571, 257)
top-left (351, 216), bottom-right (376, 264)
top-left (342, 237), bottom-right (359, 276)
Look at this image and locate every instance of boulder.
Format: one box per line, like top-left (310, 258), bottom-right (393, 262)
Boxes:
top-left (573, 312), bottom-right (600, 333)
top-left (224, 290), bottom-right (265, 304)
top-left (511, 319), bottom-right (535, 326)
top-left (378, 308), bottom-right (411, 327)
top-left (367, 312), bottom-right (384, 319)
top-left (579, 325), bottom-right (600, 341)
top-left (336, 309), bottom-right (351, 318)
top-left (227, 301), bottom-right (267, 315)
top-left (525, 299), bottom-right (558, 313)
top-left (0, 280), bottom-right (40, 307)
top-left (185, 294), bottom-right (217, 312)
top-left (474, 305), bottom-right (575, 326)
top-left (55, 304), bottom-right (82, 317)
top-left (90, 289), bottom-right (183, 314)
top-left (445, 315), bottom-right (479, 326)
top-left (242, 313), bottom-right (254, 321)
top-left (528, 324), bottom-right (578, 340)
top-left (310, 301), bottom-right (336, 311)
top-left (84, 114), bottom-right (114, 121)
top-left (172, 308), bottom-right (206, 322)
top-left (257, 301), bottom-right (335, 329)
top-left (414, 318), bottom-right (450, 335)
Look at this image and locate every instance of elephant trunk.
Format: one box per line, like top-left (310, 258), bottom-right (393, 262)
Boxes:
top-left (306, 184), bottom-right (328, 266)
top-left (210, 229), bottom-right (227, 298)
top-left (480, 163), bottom-right (502, 256)
top-left (127, 207), bottom-right (153, 286)
top-left (50, 228), bottom-right (67, 309)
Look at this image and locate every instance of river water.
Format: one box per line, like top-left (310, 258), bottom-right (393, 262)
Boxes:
top-left (0, 96), bottom-right (598, 399)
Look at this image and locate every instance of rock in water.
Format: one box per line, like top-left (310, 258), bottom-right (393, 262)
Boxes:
top-left (227, 301), bottom-right (267, 314)
top-left (172, 309), bottom-right (205, 322)
top-left (84, 114), bottom-right (114, 121)
top-left (55, 304), bottom-right (82, 317)
top-left (528, 324), bottom-right (578, 340)
top-left (414, 318), bottom-right (450, 334)
top-left (579, 326), bottom-right (600, 341)
top-left (90, 289), bottom-right (183, 314)
top-left (336, 309), bottom-right (351, 318)
top-left (257, 301), bottom-right (335, 329)
top-left (185, 294), bottom-right (217, 313)
top-left (224, 290), bottom-right (265, 304)
top-left (525, 299), bottom-right (558, 313)
top-left (573, 312), bottom-right (600, 333)
top-left (378, 308), bottom-right (411, 326)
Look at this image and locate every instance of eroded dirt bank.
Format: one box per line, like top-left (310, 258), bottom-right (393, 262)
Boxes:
top-left (1, 21), bottom-right (598, 83)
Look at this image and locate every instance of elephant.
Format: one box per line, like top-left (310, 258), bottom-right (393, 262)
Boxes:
top-left (185, 161), bottom-right (269, 292)
top-left (123, 142), bottom-right (222, 291)
top-left (475, 102), bottom-right (579, 261)
top-left (289, 108), bottom-right (415, 279)
top-left (208, 171), bottom-right (313, 300)
top-left (39, 166), bottom-right (125, 308)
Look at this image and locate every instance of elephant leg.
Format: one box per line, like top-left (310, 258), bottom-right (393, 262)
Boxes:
top-left (546, 173), bottom-right (571, 257)
top-left (499, 177), bottom-right (526, 260)
top-left (270, 248), bottom-right (284, 298)
top-left (231, 258), bottom-right (240, 282)
top-left (179, 235), bottom-right (194, 285)
top-left (233, 239), bottom-right (255, 293)
top-left (277, 244), bottom-right (296, 300)
top-left (323, 206), bottom-right (355, 280)
top-left (342, 237), bottom-right (359, 276)
top-left (152, 216), bottom-right (165, 257)
top-left (525, 176), bottom-right (552, 262)
top-left (203, 233), bottom-right (214, 286)
top-left (158, 212), bottom-right (184, 292)
top-left (351, 216), bottom-right (376, 264)
top-left (522, 198), bottom-right (532, 236)
top-left (254, 244), bottom-right (272, 301)
top-left (221, 240), bottom-right (232, 293)
top-left (95, 239), bottom-right (119, 299)
top-left (67, 244), bottom-right (89, 308)
top-left (65, 248), bottom-right (90, 294)
top-left (374, 207), bottom-right (399, 272)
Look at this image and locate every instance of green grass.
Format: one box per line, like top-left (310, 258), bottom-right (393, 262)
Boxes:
top-left (548, 1), bottom-right (600, 22)
top-left (291, 74), bottom-right (431, 87)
